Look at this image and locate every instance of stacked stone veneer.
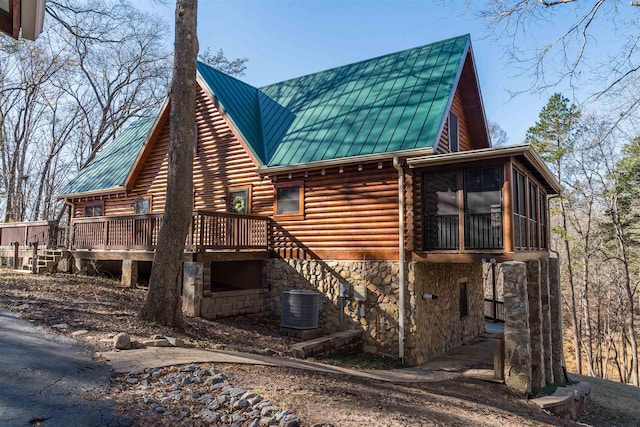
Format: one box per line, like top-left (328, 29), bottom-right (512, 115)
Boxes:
top-left (502, 258), bottom-right (565, 395)
top-left (266, 258), bottom-right (484, 365)
top-left (201, 289), bottom-right (269, 319)
top-left (408, 262), bottom-right (484, 365)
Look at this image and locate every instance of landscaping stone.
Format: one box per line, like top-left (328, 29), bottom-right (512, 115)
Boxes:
top-left (52, 323), bottom-right (69, 329)
top-left (71, 329), bottom-right (89, 337)
top-left (113, 332), bottom-right (131, 350)
top-left (143, 338), bottom-right (171, 347)
top-left (114, 362), bottom-right (300, 427)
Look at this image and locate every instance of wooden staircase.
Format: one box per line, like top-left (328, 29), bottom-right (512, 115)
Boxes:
top-left (23, 249), bottom-right (66, 274)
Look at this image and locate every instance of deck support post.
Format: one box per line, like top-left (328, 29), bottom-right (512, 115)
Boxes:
top-left (182, 261), bottom-right (203, 317)
top-left (526, 260), bottom-right (546, 389)
top-left (120, 260), bottom-right (138, 288)
top-left (549, 257), bottom-right (565, 383)
top-left (502, 261), bottom-right (532, 395)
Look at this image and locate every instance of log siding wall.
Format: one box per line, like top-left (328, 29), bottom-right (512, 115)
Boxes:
top-left (72, 86), bottom-right (273, 219)
top-left (272, 162), bottom-right (400, 260)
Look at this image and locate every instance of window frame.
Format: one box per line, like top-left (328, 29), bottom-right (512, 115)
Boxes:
top-left (449, 112), bottom-right (459, 153)
top-left (134, 197), bottom-right (151, 215)
top-left (459, 278), bottom-right (468, 318)
top-left (512, 166), bottom-right (549, 251)
top-left (273, 180), bottom-right (304, 220)
top-left (84, 201), bottom-right (104, 217)
top-left (227, 185), bottom-right (252, 215)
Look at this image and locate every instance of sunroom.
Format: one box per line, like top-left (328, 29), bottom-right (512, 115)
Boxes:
top-left (407, 144), bottom-right (561, 262)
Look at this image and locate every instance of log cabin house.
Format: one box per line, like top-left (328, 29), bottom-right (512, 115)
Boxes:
top-left (2, 35), bottom-right (565, 387)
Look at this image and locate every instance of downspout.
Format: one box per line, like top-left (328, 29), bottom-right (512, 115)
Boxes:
top-left (393, 156), bottom-right (406, 363)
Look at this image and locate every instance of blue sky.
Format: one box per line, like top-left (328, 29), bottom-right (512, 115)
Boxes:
top-left (141, 0), bottom-right (578, 145)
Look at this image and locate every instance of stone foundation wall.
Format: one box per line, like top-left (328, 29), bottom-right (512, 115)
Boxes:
top-left (200, 289), bottom-right (269, 319)
top-left (266, 258), bottom-right (484, 365)
top-left (407, 262), bottom-right (484, 365)
top-left (267, 258), bottom-right (402, 357)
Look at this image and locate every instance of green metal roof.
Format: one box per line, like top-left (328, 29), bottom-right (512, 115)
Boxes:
top-left (197, 62), bottom-right (265, 163)
top-left (58, 117), bottom-right (155, 196)
top-left (197, 34), bottom-right (470, 167)
top-left (259, 35), bottom-right (469, 166)
top-left (62, 35), bottom-right (471, 196)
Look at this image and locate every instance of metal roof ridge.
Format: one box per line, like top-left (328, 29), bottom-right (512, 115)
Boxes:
top-left (257, 34), bottom-right (471, 90)
top-left (196, 61), bottom-right (260, 91)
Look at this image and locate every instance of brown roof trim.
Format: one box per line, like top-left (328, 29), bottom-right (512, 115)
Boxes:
top-left (406, 144), bottom-right (561, 193)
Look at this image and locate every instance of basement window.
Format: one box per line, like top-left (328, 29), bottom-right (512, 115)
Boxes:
top-left (459, 279), bottom-right (468, 318)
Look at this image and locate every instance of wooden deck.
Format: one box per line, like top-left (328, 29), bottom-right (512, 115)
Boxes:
top-left (69, 211), bottom-right (271, 261)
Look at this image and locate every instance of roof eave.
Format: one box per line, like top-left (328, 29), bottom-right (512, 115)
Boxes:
top-left (406, 144), bottom-right (561, 194)
top-left (123, 98), bottom-right (171, 191)
top-left (258, 147), bottom-right (435, 175)
top-left (56, 186), bottom-right (125, 200)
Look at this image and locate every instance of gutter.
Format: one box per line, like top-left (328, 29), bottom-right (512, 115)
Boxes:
top-left (257, 147), bottom-right (434, 175)
top-left (393, 156), bottom-right (406, 363)
top-left (406, 144), bottom-right (561, 194)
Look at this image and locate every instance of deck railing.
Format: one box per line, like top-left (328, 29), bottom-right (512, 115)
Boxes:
top-left (0, 220), bottom-right (59, 247)
top-left (71, 211), bottom-right (270, 252)
top-left (424, 212), bottom-right (503, 250)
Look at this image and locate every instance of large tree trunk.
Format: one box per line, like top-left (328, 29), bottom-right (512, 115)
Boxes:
top-left (139, 0), bottom-right (198, 327)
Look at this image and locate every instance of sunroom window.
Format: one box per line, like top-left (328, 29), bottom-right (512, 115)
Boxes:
top-left (423, 166), bottom-right (503, 250)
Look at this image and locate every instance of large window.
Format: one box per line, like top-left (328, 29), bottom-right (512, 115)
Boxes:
top-left (513, 170), bottom-right (527, 249)
top-left (512, 168), bottom-right (548, 250)
top-left (464, 167), bottom-right (503, 249)
top-left (423, 166), bottom-right (503, 250)
top-left (424, 171), bottom-right (459, 249)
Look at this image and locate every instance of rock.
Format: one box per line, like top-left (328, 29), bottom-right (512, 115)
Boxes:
top-left (143, 338), bottom-right (170, 347)
top-left (166, 336), bottom-right (184, 347)
top-left (261, 406), bottom-right (279, 417)
top-left (260, 417), bottom-right (277, 426)
top-left (280, 414), bottom-right (301, 427)
top-left (232, 398), bottom-right (248, 410)
top-left (113, 332), bottom-right (131, 350)
top-left (150, 334), bottom-right (165, 340)
top-left (126, 378), bottom-right (139, 384)
top-left (180, 364), bottom-right (199, 372)
top-left (71, 329), bottom-right (89, 337)
top-left (52, 323), bottom-right (69, 329)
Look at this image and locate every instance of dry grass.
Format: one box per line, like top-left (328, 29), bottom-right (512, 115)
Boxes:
top-left (574, 373), bottom-right (640, 426)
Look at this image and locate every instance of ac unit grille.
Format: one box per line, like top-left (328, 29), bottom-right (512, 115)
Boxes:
top-left (281, 290), bottom-right (319, 329)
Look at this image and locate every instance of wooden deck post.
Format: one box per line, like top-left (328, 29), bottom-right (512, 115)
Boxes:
top-left (120, 260), bottom-right (138, 288)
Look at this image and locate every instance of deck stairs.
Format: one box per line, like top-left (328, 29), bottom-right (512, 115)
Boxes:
top-left (22, 249), bottom-right (66, 274)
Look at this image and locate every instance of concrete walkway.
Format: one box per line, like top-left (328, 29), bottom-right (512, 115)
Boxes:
top-left (98, 327), bottom-right (501, 384)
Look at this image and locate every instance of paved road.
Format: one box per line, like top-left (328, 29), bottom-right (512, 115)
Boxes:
top-left (0, 308), bottom-right (131, 427)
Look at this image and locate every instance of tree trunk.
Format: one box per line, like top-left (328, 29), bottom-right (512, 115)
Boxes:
top-left (139, 0), bottom-right (198, 327)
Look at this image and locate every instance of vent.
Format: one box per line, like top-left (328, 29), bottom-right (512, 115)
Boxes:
top-left (280, 290), bottom-right (319, 329)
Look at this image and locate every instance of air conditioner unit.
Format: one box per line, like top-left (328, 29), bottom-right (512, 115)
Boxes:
top-left (281, 290), bottom-right (319, 329)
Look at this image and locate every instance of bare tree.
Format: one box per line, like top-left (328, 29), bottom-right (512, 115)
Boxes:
top-left (140, 0), bottom-right (198, 327)
top-left (468, 1), bottom-right (640, 99)
top-left (198, 47), bottom-right (247, 77)
top-left (488, 120), bottom-right (509, 146)
top-left (46, 0), bottom-right (171, 167)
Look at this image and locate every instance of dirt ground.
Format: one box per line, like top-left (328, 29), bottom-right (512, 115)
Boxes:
top-left (0, 272), bottom-right (633, 426)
